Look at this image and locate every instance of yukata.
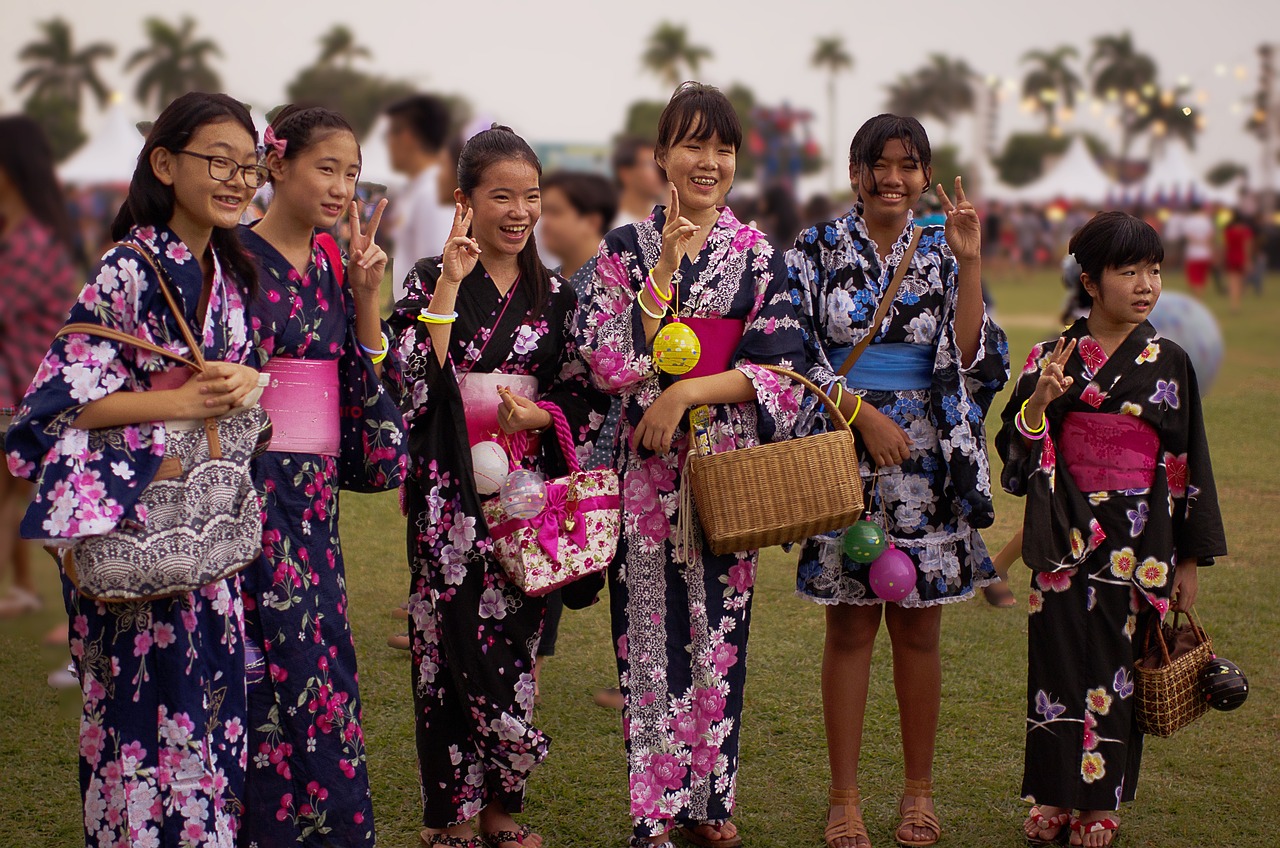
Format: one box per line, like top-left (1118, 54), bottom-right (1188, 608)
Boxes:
top-left (997, 318), bottom-right (1225, 811)
top-left (575, 206), bottom-right (808, 839)
top-left (4, 225), bottom-right (255, 847)
top-left (238, 227), bottom-right (407, 847)
top-left (387, 259), bottom-right (607, 828)
top-left (786, 206), bottom-right (1009, 607)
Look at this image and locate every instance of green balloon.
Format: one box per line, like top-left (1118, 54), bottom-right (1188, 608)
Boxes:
top-left (842, 520), bottom-right (888, 563)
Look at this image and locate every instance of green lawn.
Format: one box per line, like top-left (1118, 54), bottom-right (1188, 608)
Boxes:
top-left (2, 270), bottom-right (1276, 848)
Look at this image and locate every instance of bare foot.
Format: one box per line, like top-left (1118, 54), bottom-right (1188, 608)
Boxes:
top-left (1070, 812), bottom-right (1119, 848)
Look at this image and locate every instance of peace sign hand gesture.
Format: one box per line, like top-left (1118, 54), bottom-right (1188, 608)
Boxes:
top-left (346, 198), bottom-right (388, 299)
top-left (1028, 336), bottom-right (1077, 417)
top-left (441, 203), bottom-right (481, 287)
top-left (937, 176), bottom-right (981, 262)
top-left (655, 183), bottom-right (699, 282)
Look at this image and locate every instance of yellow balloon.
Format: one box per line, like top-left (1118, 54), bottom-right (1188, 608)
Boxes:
top-left (653, 321), bottom-right (701, 376)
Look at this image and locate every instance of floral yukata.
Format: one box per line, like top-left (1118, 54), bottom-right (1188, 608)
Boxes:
top-left (239, 227), bottom-right (407, 847)
top-left (997, 318), bottom-right (1225, 811)
top-left (575, 206), bottom-right (808, 839)
top-left (387, 258), bottom-right (607, 828)
top-left (4, 225), bottom-right (254, 847)
top-left (786, 206), bottom-right (1009, 607)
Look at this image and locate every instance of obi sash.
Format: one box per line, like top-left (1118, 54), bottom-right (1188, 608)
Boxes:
top-left (1059, 412), bottom-right (1159, 492)
top-left (460, 372), bottom-right (539, 448)
top-left (829, 342), bottom-right (934, 392)
top-left (681, 317), bottom-right (745, 380)
top-left (259, 358), bottom-right (340, 455)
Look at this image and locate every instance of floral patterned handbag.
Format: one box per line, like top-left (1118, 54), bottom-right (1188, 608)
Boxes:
top-left (483, 403), bottom-right (620, 596)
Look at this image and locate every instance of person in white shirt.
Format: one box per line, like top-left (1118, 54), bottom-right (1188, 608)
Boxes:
top-left (610, 135), bottom-right (665, 229)
top-left (385, 94), bottom-right (454, 300)
top-left (1180, 202), bottom-right (1215, 297)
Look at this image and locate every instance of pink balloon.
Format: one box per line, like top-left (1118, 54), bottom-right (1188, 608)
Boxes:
top-left (869, 546), bottom-right (916, 602)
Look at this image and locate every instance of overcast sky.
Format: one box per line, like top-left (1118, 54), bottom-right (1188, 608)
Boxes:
top-left (1, 0), bottom-right (1274, 190)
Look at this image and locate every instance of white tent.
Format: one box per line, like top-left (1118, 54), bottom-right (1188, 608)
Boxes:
top-left (970, 154), bottom-right (1022, 203)
top-left (358, 115), bottom-right (405, 190)
top-left (1122, 143), bottom-right (1213, 205)
top-left (1007, 136), bottom-right (1117, 205)
top-left (60, 99), bottom-right (144, 185)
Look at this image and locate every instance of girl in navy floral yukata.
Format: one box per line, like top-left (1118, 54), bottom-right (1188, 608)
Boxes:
top-left (786, 114), bottom-right (1009, 848)
top-left (5, 92), bottom-right (267, 848)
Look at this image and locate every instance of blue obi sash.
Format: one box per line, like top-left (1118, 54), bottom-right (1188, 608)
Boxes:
top-left (828, 343), bottom-right (934, 392)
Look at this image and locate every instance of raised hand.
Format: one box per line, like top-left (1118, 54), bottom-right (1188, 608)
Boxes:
top-left (346, 198), bottom-right (388, 298)
top-left (655, 183), bottom-right (699, 282)
top-left (937, 176), bottom-right (981, 262)
top-left (1028, 337), bottom-right (1077, 414)
top-left (441, 202), bottom-right (481, 286)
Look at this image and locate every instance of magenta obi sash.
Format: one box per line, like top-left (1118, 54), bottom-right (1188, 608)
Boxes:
top-left (460, 373), bottom-right (539, 448)
top-left (1059, 412), bottom-right (1159, 492)
top-left (260, 358), bottom-right (340, 456)
top-left (680, 317), bottom-right (745, 380)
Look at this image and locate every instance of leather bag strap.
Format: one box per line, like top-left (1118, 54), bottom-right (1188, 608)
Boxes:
top-left (835, 226), bottom-right (922, 379)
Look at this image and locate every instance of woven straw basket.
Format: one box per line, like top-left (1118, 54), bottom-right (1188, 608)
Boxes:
top-left (1134, 610), bottom-right (1213, 738)
top-left (688, 365), bottom-right (864, 555)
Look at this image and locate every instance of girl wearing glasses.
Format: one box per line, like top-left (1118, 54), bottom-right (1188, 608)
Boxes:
top-left (236, 104), bottom-right (407, 848)
top-left (4, 92), bottom-right (264, 847)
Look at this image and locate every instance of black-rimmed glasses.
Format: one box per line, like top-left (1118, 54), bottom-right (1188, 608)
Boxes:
top-left (177, 150), bottom-right (270, 188)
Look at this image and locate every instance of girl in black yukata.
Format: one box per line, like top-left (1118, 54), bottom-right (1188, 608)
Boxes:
top-left (998, 212), bottom-right (1224, 848)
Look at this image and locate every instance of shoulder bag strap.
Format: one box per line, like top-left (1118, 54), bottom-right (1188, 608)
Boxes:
top-left (112, 241), bottom-right (208, 372)
top-left (55, 322), bottom-right (200, 370)
top-left (835, 225), bottom-right (922, 380)
top-left (315, 232), bottom-right (345, 286)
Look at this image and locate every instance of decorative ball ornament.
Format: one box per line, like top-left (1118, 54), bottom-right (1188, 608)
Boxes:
top-left (868, 545), bottom-right (916, 602)
top-left (1148, 290), bottom-right (1224, 395)
top-left (471, 441), bottom-right (510, 496)
top-left (499, 469), bottom-right (548, 520)
top-left (842, 520), bottom-right (888, 563)
top-left (1200, 658), bottom-right (1249, 712)
top-left (653, 321), bottom-right (701, 376)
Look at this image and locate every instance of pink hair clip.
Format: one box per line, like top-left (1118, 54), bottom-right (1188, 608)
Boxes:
top-left (263, 125), bottom-right (287, 158)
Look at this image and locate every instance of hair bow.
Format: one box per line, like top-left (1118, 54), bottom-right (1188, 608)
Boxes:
top-left (263, 125), bottom-right (287, 158)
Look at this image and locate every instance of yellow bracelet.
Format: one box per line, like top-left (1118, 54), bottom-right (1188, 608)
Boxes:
top-left (850, 394), bottom-right (863, 423)
top-left (369, 349), bottom-right (388, 365)
top-left (417, 309), bottom-right (458, 325)
top-left (1019, 398), bottom-right (1046, 434)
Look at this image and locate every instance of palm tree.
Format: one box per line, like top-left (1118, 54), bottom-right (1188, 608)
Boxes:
top-left (126, 17), bottom-right (222, 113)
top-left (641, 22), bottom-right (712, 90)
top-left (1134, 85), bottom-right (1201, 155)
top-left (1021, 45), bottom-right (1082, 134)
top-left (811, 36), bottom-right (854, 190)
top-left (15, 17), bottom-right (114, 112)
top-left (885, 55), bottom-right (975, 140)
top-left (1088, 32), bottom-right (1158, 164)
top-left (315, 24), bottom-right (371, 69)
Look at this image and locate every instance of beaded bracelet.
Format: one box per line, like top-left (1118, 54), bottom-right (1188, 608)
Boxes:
top-left (1015, 398), bottom-right (1047, 440)
top-left (417, 310), bottom-right (458, 325)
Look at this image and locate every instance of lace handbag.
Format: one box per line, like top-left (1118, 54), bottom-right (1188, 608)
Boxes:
top-left (57, 242), bottom-right (269, 602)
top-left (483, 403), bottom-right (620, 597)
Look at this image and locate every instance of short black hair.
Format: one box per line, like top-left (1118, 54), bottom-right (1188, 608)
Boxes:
top-left (656, 82), bottom-right (743, 155)
top-left (542, 171), bottom-right (618, 237)
top-left (384, 94), bottom-right (450, 154)
top-left (849, 114), bottom-right (932, 198)
top-left (1068, 211), bottom-right (1164, 282)
top-left (611, 135), bottom-right (653, 181)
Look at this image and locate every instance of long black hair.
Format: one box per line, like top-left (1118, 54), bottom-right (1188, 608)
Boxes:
top-left (456, 124), bottom-right (551, 318)
top-left (267, 103), bottom-right (360, 176)
top-left (0, 115), bottom-right (74, 249)
top-left (848, 113), bottom-right (932, 200)
top-left (111, 91), bottom-right (259, 296)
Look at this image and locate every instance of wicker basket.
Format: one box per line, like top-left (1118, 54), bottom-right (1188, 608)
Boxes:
top-left (688, 365), bottom-right (864, 555)
top-left (1134, 610), bottom-right (1213, 738)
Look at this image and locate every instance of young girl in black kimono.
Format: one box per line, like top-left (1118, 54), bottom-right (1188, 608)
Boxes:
top-left (997, 212), bottom-right (1226, 848)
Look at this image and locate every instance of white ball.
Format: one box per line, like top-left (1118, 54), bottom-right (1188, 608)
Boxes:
top-left (471, 441), bottom-right (510, 495)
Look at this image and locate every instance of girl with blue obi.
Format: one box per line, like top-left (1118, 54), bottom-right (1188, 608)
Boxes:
top-left (785, 114), bottom-right (1009, 848)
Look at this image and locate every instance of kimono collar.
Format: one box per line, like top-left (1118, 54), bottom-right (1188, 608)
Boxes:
top-left (842, 201), bottom-right (917, 286)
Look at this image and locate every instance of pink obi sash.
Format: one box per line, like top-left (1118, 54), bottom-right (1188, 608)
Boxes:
top-left (1059, 412), bottom-right (1159, 492)
top-left (259, 359), bottom-right (340, 456)
top-left (681, 317), bottom-right (745, 380)
top-left (460, 373), bottom-right (539, 448)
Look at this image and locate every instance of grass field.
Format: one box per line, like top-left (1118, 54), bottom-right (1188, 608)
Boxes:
top-left (1, 270), bottom-right (1276, 848)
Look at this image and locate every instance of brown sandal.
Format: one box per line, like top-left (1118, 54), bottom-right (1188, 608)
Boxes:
top-left (896, 778), bottom-right (941, 847)
top-left (826, 787), bottom-right (870, 848)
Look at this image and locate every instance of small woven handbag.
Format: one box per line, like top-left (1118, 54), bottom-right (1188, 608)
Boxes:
top-left (483, 403), bottom-right (621, 596)
top-left (1134, 608), bottom-right (1214, 737)
top-left (57, 241), bottom-right (268, 602)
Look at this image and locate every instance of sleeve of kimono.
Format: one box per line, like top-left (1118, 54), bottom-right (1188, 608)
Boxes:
top-left (939, 242), bottom-right (1009, 414)
top-left (1166, 358), bottom-right (1227, 563)
top-left (785, 229), bottom-right (840, 391)
top-left (995, 340), bottom-right (1051, 497)
top-left (537, 284), bottom-right (611, 476)
top-left (384, 260), bottom-right (448, 429)
top-left (730, 237), bottom-right (809, 443)
top-left (337, 277), bottom-right (408, 494)
top-left (573, 234), bottom-right (659, 395)
top-left (4, 245), bottom-right (167, 541)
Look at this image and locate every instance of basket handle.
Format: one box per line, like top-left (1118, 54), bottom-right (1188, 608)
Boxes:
top-left (760, 365), bottom-right (852, 435)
